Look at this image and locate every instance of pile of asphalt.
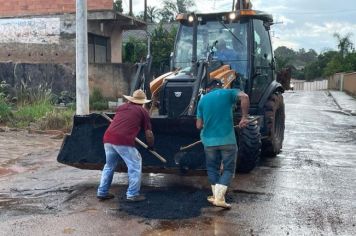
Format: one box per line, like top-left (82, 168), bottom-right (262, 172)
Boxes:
top-left (117, 186), bottom-right (210, 219)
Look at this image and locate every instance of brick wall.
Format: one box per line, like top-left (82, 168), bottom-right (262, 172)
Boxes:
top-left (0, 0), bottom-right (113, 17)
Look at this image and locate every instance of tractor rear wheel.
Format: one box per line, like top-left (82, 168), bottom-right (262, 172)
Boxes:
top-left (262, 93), bottom-right (285, 157)
top-left (236, 122), bottom-right (261, 173)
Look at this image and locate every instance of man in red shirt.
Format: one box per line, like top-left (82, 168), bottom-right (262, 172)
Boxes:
top-left (97, 89), bottom-right (154, 202)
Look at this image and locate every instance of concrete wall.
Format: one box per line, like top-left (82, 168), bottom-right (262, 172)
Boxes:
top-left (0, 14), bottom-right (124, 64)
top-left (0, 62), bottom-right (75, 95)
top-left (304, 80), bottom-right (328, 91)
top-left (0, 62), bottom-right (136, 99)
top-left (328, 72), bottom-right (356, 96)
top-left (0, 0), bottom-right (113, 17)
top-left (291, 80), bottom-right (305, 90)
top-left (0, 14), bottom-right (76, 63)
top-left (291, 79), bottom-right (328, 91)
top-left (328, 73), bottom-right (343, 91)
top-left (343, 72), bottom-right (356, 96)
top-left (89, 63), bottom-right (136, 98)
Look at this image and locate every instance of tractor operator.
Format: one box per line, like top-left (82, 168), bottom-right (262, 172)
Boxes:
top-left (196, 80), bottom-right (249, 209)
top-left (215, 39), bottom-right (236, 62)
top-left (97, 89), bottom-right (154, 202)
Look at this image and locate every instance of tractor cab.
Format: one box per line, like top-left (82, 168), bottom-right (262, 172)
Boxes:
top-left (173, 12), bottom-right (250, 81)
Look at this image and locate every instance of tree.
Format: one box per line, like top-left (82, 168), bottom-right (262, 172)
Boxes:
top-left (304, 61), bottom-right (322, 81)
top-left (151, 24), bottom-right (178, 74)
top-left (333, 33), bottom-right (354, 58)
top-left (147, 6), bottom-right (159, 23)
top-left (297, 49), bottom-right (318, 64)
top-left (322, 33), bottom-right (355, 76)
top-left (137, 6), bottom-right (160, 23)
top-left (274, 46), bottom-right (296, 60)
top-left (123, 37), bottom-right (147, 63)
top-left (159, 0), bottom-right (195, 22)
top-left (113, 0), bottom-right (123, 13)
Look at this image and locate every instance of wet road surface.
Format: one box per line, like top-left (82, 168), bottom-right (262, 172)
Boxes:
top-left (0, 91), bottom-right (356, 235)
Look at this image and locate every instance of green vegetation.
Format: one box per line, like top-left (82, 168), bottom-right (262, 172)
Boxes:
top-left (275, 33), bottom-right (356, 81)
top-left (123, 37), bottom-right (148, 63)
top-left (0, 80), bottom-right (75, 131)
top-left (135, 0), bottom-right (195, 23)
top-left (113, 0), bottom-right (123, 13)
top-left (123, 23), bottom-right (177, 75)
top-left (12, 99), bottom-right (53, 128)
top-left (0, 95), bottom-right (12, 123)
top-left (151, 24), bottom-right (177, 74)
top-left (90, 87), bottom-right (108, 111)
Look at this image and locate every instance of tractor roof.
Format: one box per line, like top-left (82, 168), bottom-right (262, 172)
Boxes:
top-left (176, 10), bottom-right (273, 24)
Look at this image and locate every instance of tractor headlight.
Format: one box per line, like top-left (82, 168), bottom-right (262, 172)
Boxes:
top-left (229, 12), bottom-right (237, 20)
top-left (188, 15), bottom-right (194, 22)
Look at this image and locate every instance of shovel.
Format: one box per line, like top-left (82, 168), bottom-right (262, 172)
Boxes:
top-left (174, 116), bottom-right (259, 165)
top-left (101, 113), bottom-right (167, 163)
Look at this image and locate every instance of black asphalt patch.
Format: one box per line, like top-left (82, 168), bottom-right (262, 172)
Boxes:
top-left (117, 186), bottom-right (210, 219)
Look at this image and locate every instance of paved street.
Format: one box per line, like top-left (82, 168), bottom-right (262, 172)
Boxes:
top-left (0, 91), bottom-right (355, 235)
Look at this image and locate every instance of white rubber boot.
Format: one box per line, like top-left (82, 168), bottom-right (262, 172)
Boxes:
top-left (207, 185), bottom-right (215, 204)
top-left (213, 184), bottom-right (231, 209)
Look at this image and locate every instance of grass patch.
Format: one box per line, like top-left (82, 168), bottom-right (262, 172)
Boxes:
top-left (37, 108), bottom-right (74, 132)
top-left (12, 100), bottom-right (53, 128)
top-left (0, 95), bottom-right (12, 123)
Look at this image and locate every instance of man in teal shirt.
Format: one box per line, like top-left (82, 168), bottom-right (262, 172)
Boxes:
top-left (196, 80), bottom-right (249, 209)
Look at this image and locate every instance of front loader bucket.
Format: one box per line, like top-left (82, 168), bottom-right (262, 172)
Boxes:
top-left (57, 113), bottom-right (206, 174)
top-left (57, 113), bottom-right (108, 170)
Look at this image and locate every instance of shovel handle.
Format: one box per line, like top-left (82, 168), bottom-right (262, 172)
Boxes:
top-left (134, 138), bottom-right (167, 163)
top-left (101, 113), bottom-right (167, 163)
top-left (179, 116), bottom-right (260, 151)
top-left (179, 140), bottom-right (202, 151)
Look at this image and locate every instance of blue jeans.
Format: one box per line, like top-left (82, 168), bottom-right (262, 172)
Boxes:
top-left (97, 143), bottom-right (142, 198)
top-left (204, 144), bottom-right (237, 186)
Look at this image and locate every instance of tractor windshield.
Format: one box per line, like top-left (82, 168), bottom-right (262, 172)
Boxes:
top-left (174, 20), bottom-right (248, 78)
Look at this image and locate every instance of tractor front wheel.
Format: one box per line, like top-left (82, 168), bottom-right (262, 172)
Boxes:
top-left (236, 121), bottom-right (261, 173)
top-left (262, 93), bottom-right (285, 157)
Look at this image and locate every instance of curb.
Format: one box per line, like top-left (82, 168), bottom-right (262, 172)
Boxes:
top-left (327, 91), bottom-right (355, 116)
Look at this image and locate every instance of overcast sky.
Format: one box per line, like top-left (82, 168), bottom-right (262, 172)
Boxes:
top-left (125, 0), bottom-right (356, 53)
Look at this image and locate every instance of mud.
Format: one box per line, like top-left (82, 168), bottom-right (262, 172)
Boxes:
top-left (0, 91), bottom-right (356, 235)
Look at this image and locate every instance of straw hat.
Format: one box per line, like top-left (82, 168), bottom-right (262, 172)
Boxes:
top-left (123, 89), bottom-right (151, 104)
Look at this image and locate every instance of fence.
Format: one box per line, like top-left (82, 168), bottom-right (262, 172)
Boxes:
top-left (328, 72), bottom-right (356, 96)
top-left (291, 79), bottom-right (328, 91)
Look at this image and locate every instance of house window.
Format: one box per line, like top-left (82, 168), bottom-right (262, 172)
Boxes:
top-left (88, 33), bottom-right (109, 63)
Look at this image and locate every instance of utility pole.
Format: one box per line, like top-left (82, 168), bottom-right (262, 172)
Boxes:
top-left (144, 0), bottom-right (147, 22)
top-left (76, 0), bottom-right (89, 115)
top-left (232, 0), bottom-right (235, 11)
top-left (129, 0), bottom-right (133, 16)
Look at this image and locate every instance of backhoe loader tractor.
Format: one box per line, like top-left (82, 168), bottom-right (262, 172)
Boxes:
top-left (57, 7), bottom-right (285, 174)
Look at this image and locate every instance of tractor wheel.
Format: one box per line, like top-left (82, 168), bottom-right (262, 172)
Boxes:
top-left (262, 93), bottom-right (285, 157)
top-left (236, 121), bottom-right (261, 173)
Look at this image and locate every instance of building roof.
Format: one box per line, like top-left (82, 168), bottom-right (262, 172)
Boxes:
top-left (88, 10), bottom-right (146, 30)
